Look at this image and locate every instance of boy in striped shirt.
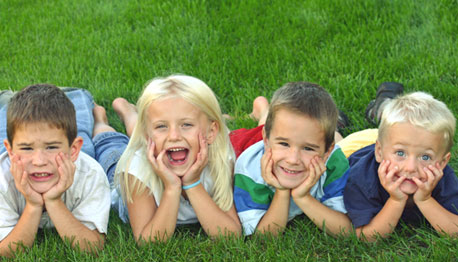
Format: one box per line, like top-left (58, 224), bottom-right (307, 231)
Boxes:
top-left (231, 82), bottom-right (351, 236)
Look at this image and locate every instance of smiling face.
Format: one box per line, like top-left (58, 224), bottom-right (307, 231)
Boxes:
top-left (264, 108), bottom-right (331, 189)
top-left (146, 96), bottom-right (218, 176)
top-left (375, 122), bottom-right (450, 195)
top-left (4, 122), bottom-right (81, 194)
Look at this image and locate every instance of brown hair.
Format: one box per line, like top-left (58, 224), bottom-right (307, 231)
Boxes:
top-left (264, 82), bottom-right (337, 151)
top-left (6, 84), bottom-right (77, 145)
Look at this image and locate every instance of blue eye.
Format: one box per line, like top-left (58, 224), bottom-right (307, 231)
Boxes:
top-left (155, 124), bottom-right (166, 129)
top-left (421, 155), bottom-right (431, 161)
top-left (183, 123), bottom-right (193, 128)
top-left (395, 151), bottom-right (405, 157)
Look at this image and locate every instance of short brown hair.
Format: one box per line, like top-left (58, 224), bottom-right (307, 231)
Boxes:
top-left (264, 82), bottom-right (338, 151)
top-left (7, 84), bottom-right (77, 145)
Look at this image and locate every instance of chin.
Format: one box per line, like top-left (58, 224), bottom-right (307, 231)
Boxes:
top-left (400, 184), bottom-right (418, 195)
top-left (278, 178), bottom-right (304, 189)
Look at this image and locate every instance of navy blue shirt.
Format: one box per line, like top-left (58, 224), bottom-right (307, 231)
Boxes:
top-left (343, 144), bottom-right (458, 228)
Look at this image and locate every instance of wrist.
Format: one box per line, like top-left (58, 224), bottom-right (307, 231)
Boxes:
top-left (183, 180), bottom-right (201, 190)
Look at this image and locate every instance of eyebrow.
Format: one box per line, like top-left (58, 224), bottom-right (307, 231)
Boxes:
top-left (16, 141), bottom-right (63, 146)
top-left (274, 137), bottom-right (321, 149)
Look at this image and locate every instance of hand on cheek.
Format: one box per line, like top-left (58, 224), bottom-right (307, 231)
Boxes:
top-left (11, 155), bottom-right (43, 207)
top-left (261, 148), bottom-right (286, 190)
top-left (43, 152), bottom-right (75, 202)
top-left (378, 160), bottom-right (407, 202)
top-left (291, 156), bottom-right (325, 199)
top-left (182, 132), bottom-right (208, 186)
top-left (146, 138), bottom-right (182, 191)
top-left (413, 162), bottom-right (443, 203)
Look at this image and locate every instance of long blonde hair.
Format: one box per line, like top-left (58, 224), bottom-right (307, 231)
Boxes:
top-left (115, 75), bottom-right (235, 211)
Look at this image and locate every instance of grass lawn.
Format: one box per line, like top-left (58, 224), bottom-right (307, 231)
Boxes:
top-left (1, 0), bottom-right (457, 261)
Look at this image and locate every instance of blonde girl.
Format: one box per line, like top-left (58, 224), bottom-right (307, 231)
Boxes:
top-left (114, 75), bottom-right (241, 242)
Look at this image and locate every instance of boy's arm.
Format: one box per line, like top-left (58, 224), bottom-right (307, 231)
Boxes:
top-left (356, 160), bottom-right (407, 241)
top-left (414, 163), bottom-right (458, 235)
top-left (256, 189), bottom-right (290, 235)
top-left (416, 197), bottom-right (458, 235)
top-left (292, 156), bottom-right (351, 236)
top-left (0, 204), bottom-right (42, 257)
top-left (0, 155), bottom-right (44, 257)
top-left (43, 153), bottom-right (107, 252)
top-left (44, 200), bottom-right (104, 251)
top-left (355, 197), bottom-right (406, 241)
top-left (255, 149), bottom-right (290, 235)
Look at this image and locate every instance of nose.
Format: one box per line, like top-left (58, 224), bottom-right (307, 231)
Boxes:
top-left (403, 156), bottom-right (417, 174)
top-left (31, 150), bottom-right (47, 166)
top-left (167, 126), bottom-right (182, 141)
top-left (286, 148), bottom-right (300, 165)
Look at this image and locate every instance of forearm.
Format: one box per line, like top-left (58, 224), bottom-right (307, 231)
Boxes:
top-left (0, 204), bottom-right (42, 257)
top-left (416, 197), bottom-right (458, 235)
top-left (357, 197), bottom-right (405, 241)
top-left (45, 200), bottom-right (104, 252)
top-left (186, 184), bottom-right (241, 237)
top-left (256, 189), bottom-right (290, 235)
top-left (137, 189), bottom-right (181, 243)
top-left (293, 195), bottom-right (351, 236)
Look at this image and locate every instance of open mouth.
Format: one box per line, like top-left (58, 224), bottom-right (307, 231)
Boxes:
top-left (166, 147), bottom-right (189, 165)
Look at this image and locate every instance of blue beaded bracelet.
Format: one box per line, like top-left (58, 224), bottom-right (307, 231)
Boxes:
top-left (182, 180), bottom-right (201, 190)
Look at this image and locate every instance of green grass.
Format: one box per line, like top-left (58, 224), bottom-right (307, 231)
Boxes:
top-left (1, 0), bottom-right (457, 260)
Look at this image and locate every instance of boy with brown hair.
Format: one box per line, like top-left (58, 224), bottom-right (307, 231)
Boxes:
top-left (232, 82), bottom-right (351, 236)
top-left (0, 85), bottom-right (110, 256)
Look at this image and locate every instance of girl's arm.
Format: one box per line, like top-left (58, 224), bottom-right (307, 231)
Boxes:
top-left (185, 184), bottom-right (242, 237)
top-left (127, 175), bottom-right (181, 243)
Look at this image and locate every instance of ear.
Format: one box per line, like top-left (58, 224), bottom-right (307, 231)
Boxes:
top-left (374, 139), bottom-right (383, 163)
top-left (323, 142), bottom-right (335, 162)
top-left (439, 152), bottom-right (451, 169)
top-left (3, 139), bottom-right (13, 158)
top-left (69, 136), bottom-right (83, 162)
top-left (206, 121), bottom-right (219, 145)
top-left (262, 127), bottom-right (269, 149)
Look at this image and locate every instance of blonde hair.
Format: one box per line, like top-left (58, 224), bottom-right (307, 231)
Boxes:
top-left (378, 91), bottom-right (456, 153)
top-left (115, 75), bottom-right (235, 211)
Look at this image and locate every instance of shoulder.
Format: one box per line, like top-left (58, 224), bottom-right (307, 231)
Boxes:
top-left (234, 141), bottom-right (265, 182)
top-left (323, 145), bottom-right (350, 187)
top-left (0, 152), bottom-right (13, 192)
top-left (73, 152), bottom-right (109, 187)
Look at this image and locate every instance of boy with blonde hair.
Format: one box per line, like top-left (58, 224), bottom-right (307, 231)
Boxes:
top-left (232, 82), bottom-right (351, 236)
top-left (343, 92), bottom-right (458, 241)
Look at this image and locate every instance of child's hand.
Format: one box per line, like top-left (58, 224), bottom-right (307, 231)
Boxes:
top-left (43, 152), bottom-right (75, 202)
top-left (182, 133), bottom-right (208, 187)
top-left (378, 160), bottom-right (408, 202)
top-left (291, 156), bottom-right (325, 199)
top-left (413, 162), bottom-right (443, 203)
top-left (146, 138), bottom-right (182, 191)
top-left (261, 148), bottom-right (287, 191)
top-left (10, 155), bottom-right (43, 208)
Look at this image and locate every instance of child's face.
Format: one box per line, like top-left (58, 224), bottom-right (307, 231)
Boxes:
top-left (4, 123), bottom-right (81, 194)
top-left (375, 122), bottom-right (450, 195)
top-left (263, 108), bottom-right (331, 189)
top-left (146, 96), bottom-right (218, 176)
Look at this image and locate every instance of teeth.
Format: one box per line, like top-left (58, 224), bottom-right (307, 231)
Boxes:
top-left (34, 173), bottom-right (49, 177)
top-left (168, 148), bottom-right (185, 152)
top-left (283, 168), bottom-right (300, 174)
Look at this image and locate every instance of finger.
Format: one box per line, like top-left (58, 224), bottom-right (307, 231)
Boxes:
top-left (385, 164), bottom-right (398, 182)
